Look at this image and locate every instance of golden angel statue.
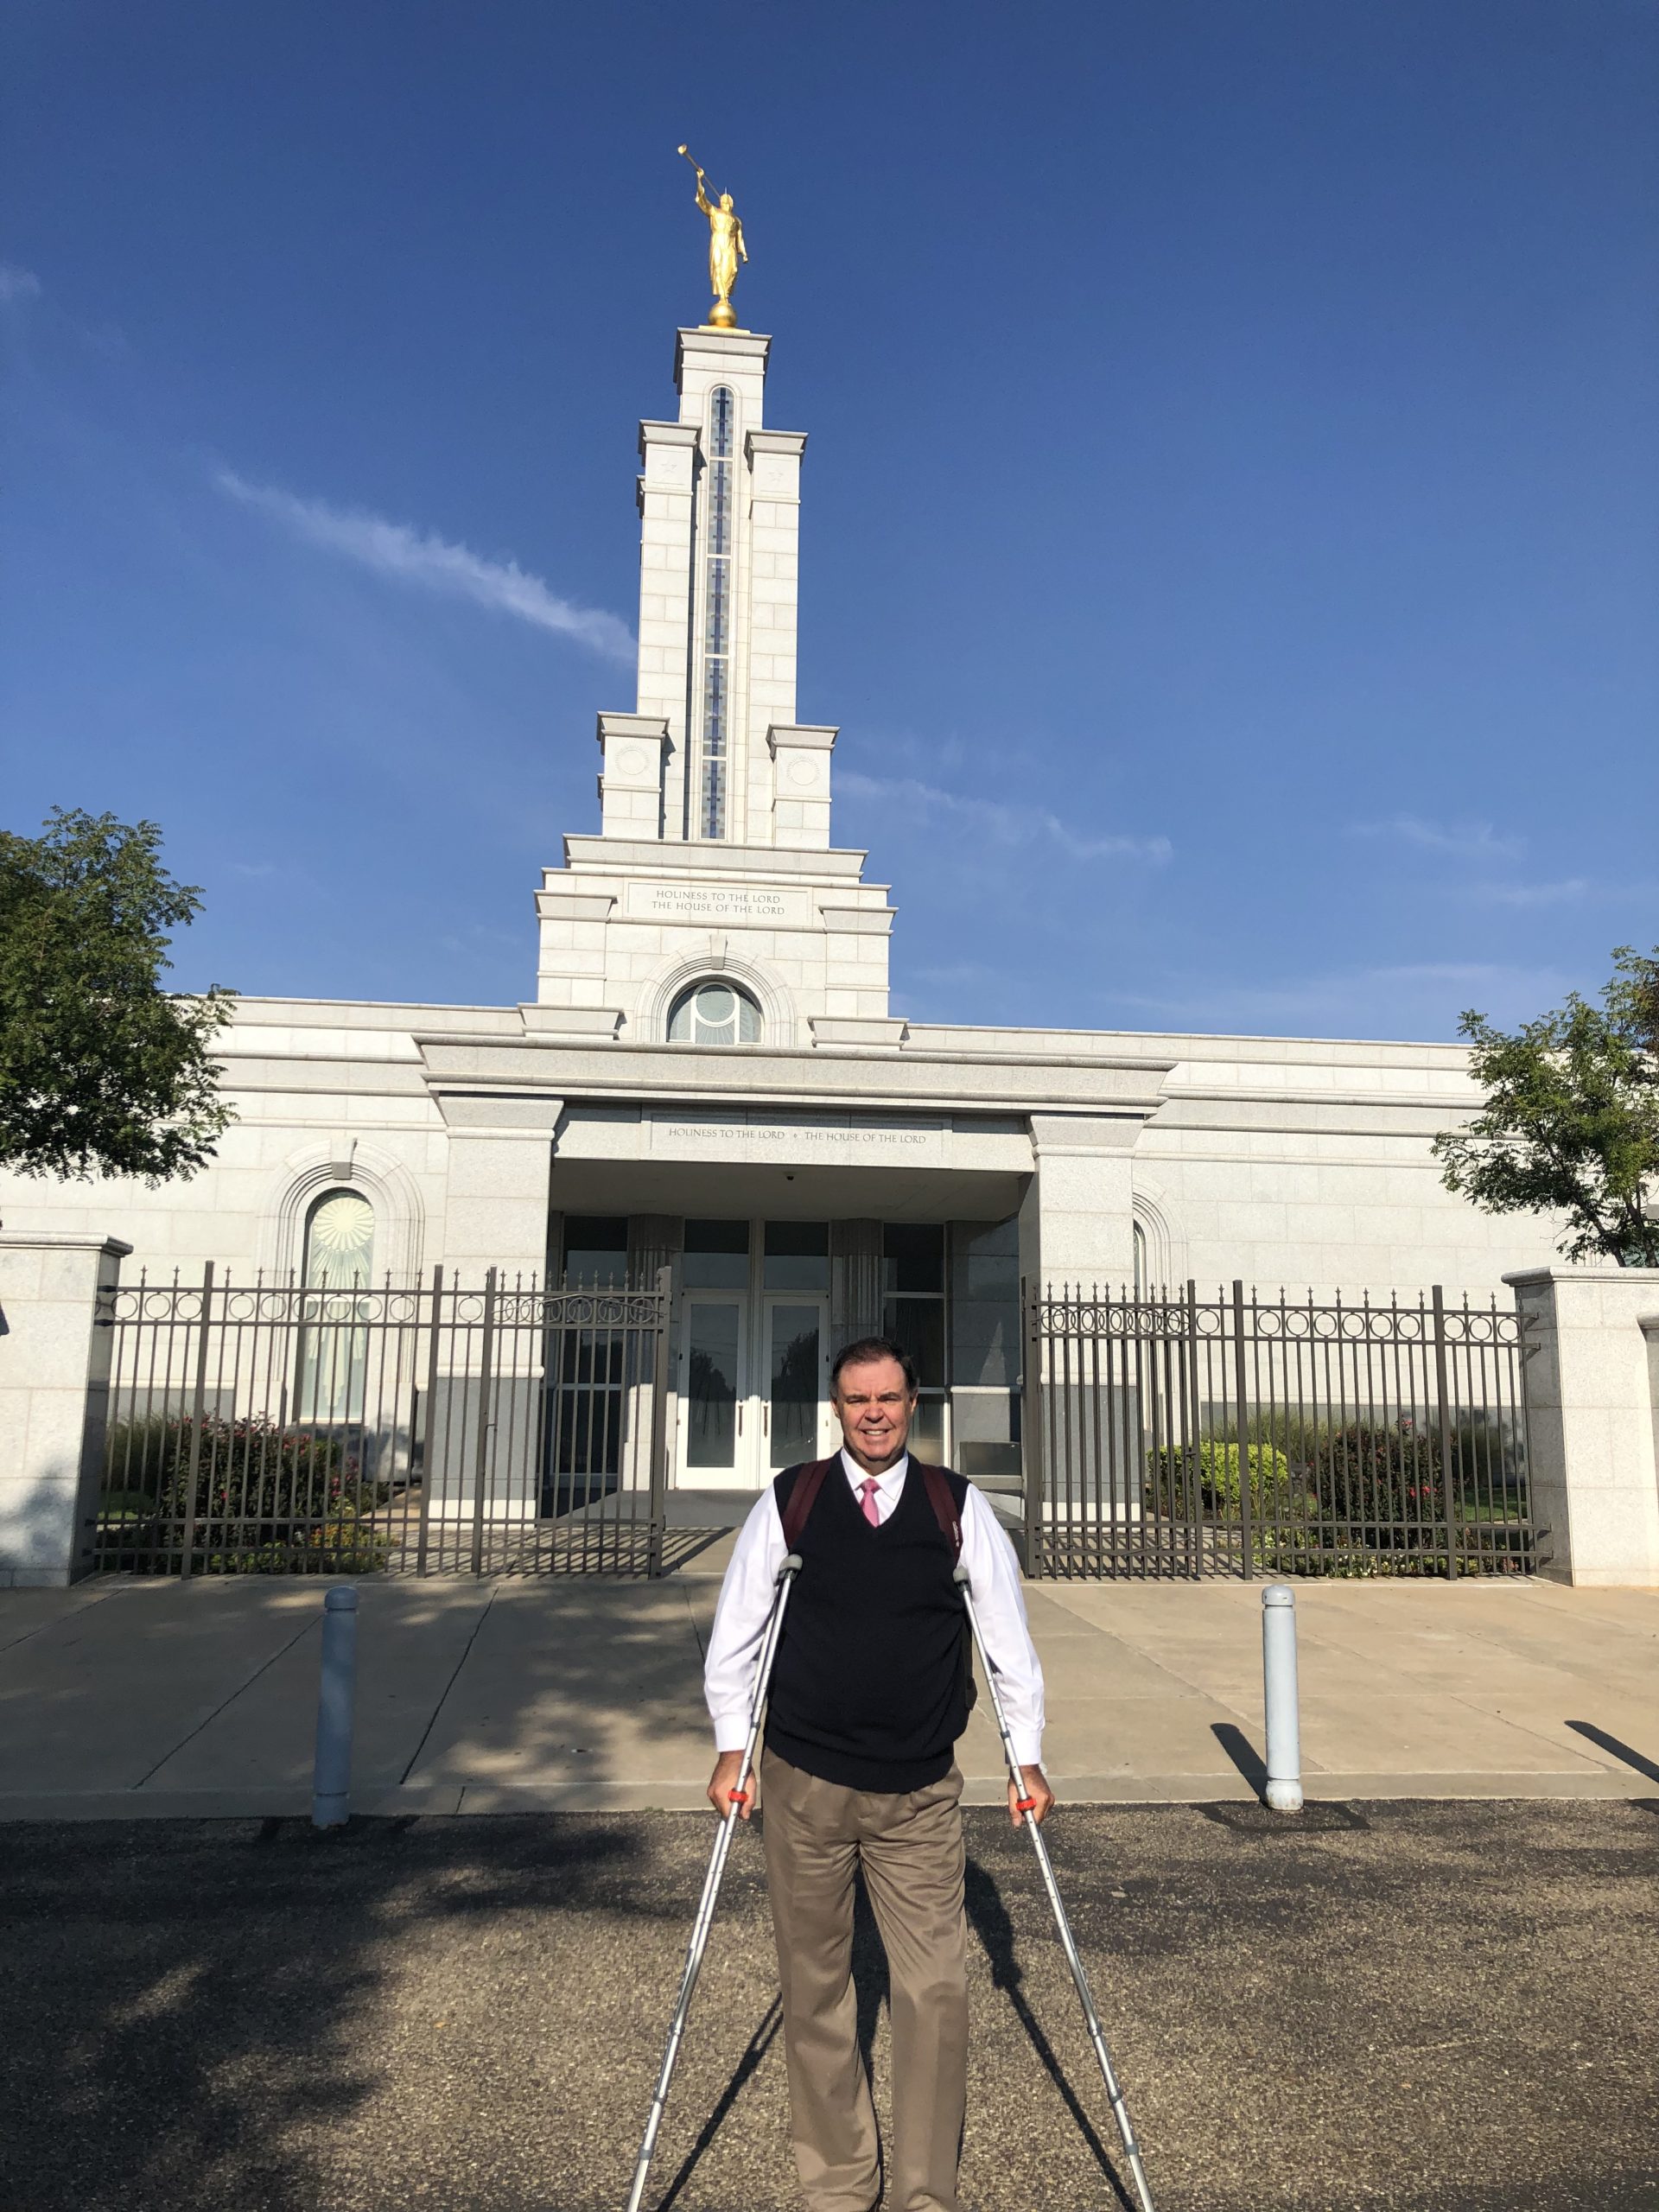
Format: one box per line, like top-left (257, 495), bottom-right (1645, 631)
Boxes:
top-left (678, 146), bottom-right (747, 328)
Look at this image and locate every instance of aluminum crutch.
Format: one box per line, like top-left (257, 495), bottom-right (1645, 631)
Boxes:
top-left (955, 1563), bottom-right (1156, 2212)
top-left (623, 1550), bottom-right (802, 2212)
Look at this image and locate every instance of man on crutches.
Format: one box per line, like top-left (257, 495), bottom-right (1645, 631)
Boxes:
top-left (702, 1336), bottom-right (1050, 2212)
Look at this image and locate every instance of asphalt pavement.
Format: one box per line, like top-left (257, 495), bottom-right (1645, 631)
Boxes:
top-left (3, 1800), bottom-right (1656, 2212)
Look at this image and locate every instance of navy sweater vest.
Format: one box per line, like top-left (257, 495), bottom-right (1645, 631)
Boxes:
top-left (764, 1459), bottom-right (973, 1793)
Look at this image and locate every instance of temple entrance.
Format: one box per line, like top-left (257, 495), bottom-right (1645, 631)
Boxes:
top-left (763, 1293), bottom-right (830, 1473)
top-left (676, 1285), bottom-right (833, 1488)
top-left (555, 1205), bottom-right (1024, 1500)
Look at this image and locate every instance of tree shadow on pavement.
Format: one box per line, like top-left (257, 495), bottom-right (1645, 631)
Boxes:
top-left (0, 1814), bottom-right (646, 2212)
top-left (963, 1856), bottom-right (1137, 2212)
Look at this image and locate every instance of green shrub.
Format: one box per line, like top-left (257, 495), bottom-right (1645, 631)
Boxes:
top-left (99, 1413), bottom-right (390, 1572)
top-left (1309, 1420), bottom-right (1445, 1532)
top-left (207, 1506), bottom-right (390, 1574)
top-left (1147, 1439), bottom-right (1308, 1521)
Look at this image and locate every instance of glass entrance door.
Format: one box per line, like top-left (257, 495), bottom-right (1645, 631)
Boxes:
top-left (765, 1296), bottom-right (830, 1471)
top-left (679, 1296), bottom-right (747, 1486)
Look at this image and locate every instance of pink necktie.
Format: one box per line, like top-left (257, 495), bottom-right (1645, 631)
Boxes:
top-left (858, 1478), bottom-right (881, 1527)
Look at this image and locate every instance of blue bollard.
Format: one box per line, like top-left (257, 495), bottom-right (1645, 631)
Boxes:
top-left (1262, 1583), bottom-right (1304, 1813)
top-left (312, 1585), bottom-right (359, 1828)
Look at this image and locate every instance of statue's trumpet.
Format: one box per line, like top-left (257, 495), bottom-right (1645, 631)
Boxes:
top-left (677, 143), bottom-right (703, 175)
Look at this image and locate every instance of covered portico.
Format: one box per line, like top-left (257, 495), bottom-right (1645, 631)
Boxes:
top-left (547, 1116), bottom-right (1032, 1493)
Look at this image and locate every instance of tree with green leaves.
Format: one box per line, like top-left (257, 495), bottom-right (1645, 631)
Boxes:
top-left (0, 809), bottom-right (235, 1183)
top-left (1433, 946), bottom-right (1659, 1267)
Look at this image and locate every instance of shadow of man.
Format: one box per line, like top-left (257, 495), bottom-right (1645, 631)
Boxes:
top-left (963, 1855), bottom-right (1137, 2212)
top-left (655, 1867), bottom-right (897, 2209)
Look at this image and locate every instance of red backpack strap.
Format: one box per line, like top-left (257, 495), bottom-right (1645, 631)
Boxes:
top-left (916, 1461), bottom-right (963, 1560)
top-left (778, 1456), bottom-right (834, 1551)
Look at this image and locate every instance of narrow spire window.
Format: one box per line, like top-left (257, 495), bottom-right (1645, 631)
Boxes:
top-left (697, 386), bottom-right (735, 839)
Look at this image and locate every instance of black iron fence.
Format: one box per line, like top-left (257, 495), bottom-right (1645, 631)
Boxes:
top-left (92, 1267), bottom-right (674, 1576)
top-left (1021, 1281), bottom-right (1534, 1580)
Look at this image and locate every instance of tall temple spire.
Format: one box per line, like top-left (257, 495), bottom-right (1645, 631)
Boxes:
top-left (608, 326), bottom-right (823, 849)
top-left (535, 316), bottom-right (897, 1045)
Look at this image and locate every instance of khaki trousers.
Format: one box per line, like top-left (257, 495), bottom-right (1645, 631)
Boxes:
top-left (760, 1748), bottom-right (968, 2212)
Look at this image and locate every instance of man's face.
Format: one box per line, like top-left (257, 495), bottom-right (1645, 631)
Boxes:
top-left (832, 1356), bottom-right (916, 1472)
top-left (719, 193), bottom-right (734, 210)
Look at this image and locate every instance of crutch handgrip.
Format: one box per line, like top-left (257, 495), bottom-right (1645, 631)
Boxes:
top-left (779, 1551), bottom-right (804, 1580)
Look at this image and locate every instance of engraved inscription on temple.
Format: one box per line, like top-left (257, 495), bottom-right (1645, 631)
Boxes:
top-left (624, 881), bottom-right (807, 926)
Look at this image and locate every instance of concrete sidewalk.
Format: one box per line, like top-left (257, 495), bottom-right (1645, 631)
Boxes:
top-left (0, 1567), bottom-right (1655, 1820)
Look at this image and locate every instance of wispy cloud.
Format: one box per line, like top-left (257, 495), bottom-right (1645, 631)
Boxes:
top-left (215, 469), bottom-right (634, 664)
top-left (1461, 876), bottom-right (1659, 910)
top-left (1111, 959), bottom-right (1568, 1034)
top-left (0, 264), bottom-right (41, 306)
top-left (1462, 877), bottom-right (1591, 908)
top-left (1349, 814), bottom-right (1525, 863)
top-left (839, 770), bottom-right (1172, 865)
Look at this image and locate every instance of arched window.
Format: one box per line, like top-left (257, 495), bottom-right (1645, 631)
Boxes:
top-left (298, 1189), bottom-right (375, 1421)
top-left (667, 979), bottom-right (761, 1046)
top-left (303, 1189), bottom-right (375, 1287)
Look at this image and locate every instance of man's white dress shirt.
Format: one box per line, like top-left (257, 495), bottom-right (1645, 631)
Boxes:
top-left (703, 1450), bottom-right (1046, 1770)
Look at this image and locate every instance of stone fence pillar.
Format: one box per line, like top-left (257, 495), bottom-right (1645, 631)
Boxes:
top-left (0, 1233), bottom-right (131, 1588)
top-left (1020, 1115), bottom-right (1141, 1290)
top-left (1505, 1266), bottom-right (1659, 1588)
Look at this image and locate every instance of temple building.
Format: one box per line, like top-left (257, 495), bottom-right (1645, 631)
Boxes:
top-left (0, 315), bottom-right (1556, 1500)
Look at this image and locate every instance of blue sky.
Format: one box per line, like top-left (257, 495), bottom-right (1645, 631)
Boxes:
top-left (5, 0), bottom-right (1656, 1039)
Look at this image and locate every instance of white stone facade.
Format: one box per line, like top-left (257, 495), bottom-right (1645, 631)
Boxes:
top-left (0, 315), bottom-right (1580, 1501)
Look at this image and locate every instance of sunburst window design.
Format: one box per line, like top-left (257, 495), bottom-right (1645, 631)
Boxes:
top-left (303, 1190), bottom-right (375, 1288)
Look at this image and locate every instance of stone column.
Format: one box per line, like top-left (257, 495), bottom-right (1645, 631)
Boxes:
top-left (627, 1215), bottom-right (683, 1294)
top-left (635, 418), bottom-right (699, 836)
top-left (621, 1217), bottom-right (683, 1497)
top-left (1020, 1119), bottom-right (1142, 1525)
top-left (597, 713), bottom-right (669, 842)
top-left (766, 722), bottom-right (836, 849)
top-left (424, 1120), bottom-right (560, 1539)
top-left (0, 1232), bottom-right (130, 1587)
top-left (1022, 1115), bottom-right (1141, 1290)
top-left (746, 430), bottom-right (808, 836)
top-left (441, 1123), bottom-right (557, 1288)
top-left (831, 1219), bottom-right (882, 1347)
top-left (1505, 1267), bottom-right (1659, 1587)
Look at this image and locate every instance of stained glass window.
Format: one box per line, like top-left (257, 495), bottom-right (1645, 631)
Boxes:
top-left (668, 979), bottom-right (761, 1046)
top-left (298, 1189), bottom-right (375, 1422)
top-left (303, 1189), bottom-right (375, 1288)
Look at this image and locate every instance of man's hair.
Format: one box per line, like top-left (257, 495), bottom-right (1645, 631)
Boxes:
top-left (830, 1336), bottom-right (919, 1395)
